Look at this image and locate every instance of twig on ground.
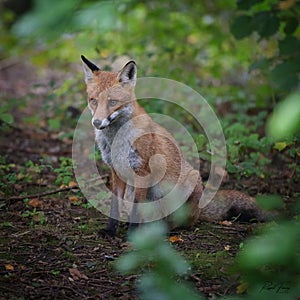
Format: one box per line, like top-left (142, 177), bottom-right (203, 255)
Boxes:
top-left (1, 185), bottom-right (79, 201)
top-left (1, 174), bottom-right (109, 202)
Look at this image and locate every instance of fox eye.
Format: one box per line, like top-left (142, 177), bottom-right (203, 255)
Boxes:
top-left (108, 99), bottom-right (118, 107)
top-left (90, 98), bottom-right (97, 106)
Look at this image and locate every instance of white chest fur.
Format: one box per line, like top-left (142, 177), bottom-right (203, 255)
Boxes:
top-left (95, 120), bottom-right (142, 178)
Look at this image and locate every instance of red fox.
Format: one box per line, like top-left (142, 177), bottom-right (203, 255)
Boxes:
top-left (81, 55), bottom-right (267, 237)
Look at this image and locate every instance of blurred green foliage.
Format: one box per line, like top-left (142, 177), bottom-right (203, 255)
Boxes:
top-left (0, 104), bottom-right (14, 125)
top-left (2, 0), bottom-right (299, 99)
top-left (230, 0), bottom-right (300, 91)
top-left (267, 91), bottom-right (300, 141)
top-left (53, 157), bottom-right (74, 186)
top-left (3, 0), bottom-right (260, 95)
top-left (233, 218), bottom-right (300, 300)
top-left (116, 222), bottom-right (203, 300)
top-left (222, 111), bottom-right (273, 178)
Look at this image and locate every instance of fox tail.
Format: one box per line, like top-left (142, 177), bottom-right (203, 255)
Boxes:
top-left (199, 190), bottom-right (271, 222)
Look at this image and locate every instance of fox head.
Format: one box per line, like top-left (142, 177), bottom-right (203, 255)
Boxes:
top-left (81, 55), bottom-right (137, 130)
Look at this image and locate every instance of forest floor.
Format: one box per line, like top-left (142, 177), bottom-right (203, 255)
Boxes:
top-left (0, 61), bottom-right (297, 299)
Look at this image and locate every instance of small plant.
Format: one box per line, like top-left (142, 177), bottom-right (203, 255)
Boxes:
top-left (0, 101), bottom-right (15, 129)
top-left (54, 157), bottom-right (74, 186)
top-left (222, 112), bottom-right (273, 178)
top-left (116, 222), bottom-right (203, 300)
top-left (19, 160), bottom-right (48, 183)
top-left (0, 157), bottom-right (53, 197)
top-left (51, 270), bottom-right (61, 276)
top-left (21, 207), bottom-right (46, 226)
top-left (0, 156), bottom-right (17, 196)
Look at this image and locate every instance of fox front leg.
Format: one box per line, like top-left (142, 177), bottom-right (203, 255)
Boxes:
top-left (128, 186), bottom-right (148, 234)
top-left (101, 194), bottom-right (119, 237)
top-left (99, 171), bottom-right (126, 238)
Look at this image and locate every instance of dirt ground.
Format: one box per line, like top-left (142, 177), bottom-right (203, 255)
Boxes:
top-left (0, 61), bottom-right (298, 299)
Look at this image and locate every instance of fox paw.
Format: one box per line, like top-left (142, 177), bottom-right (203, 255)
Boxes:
top-left (98, 228), bottom-right (116, 238)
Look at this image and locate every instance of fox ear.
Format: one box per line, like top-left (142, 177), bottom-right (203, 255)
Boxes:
top-left (81, 55), bottom-right (100, 83)
top-left (118, 61), bottom-right (137, 86)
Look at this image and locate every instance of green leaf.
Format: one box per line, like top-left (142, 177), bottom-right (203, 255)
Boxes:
top-left (237, 0), bottom-right (262, 10)
top-left (256, 194), bottom-right (284, 210)
top-left (238, 221), bottom-right (299, 269)
top-left (270, 60), bottom-right (300, 90)
top-left (0, 113), bottom-right (14, 124)
top-left (48, 118), bottom-right (61, 130)
top-left (13, 0), bottom-right (81, 40)
top-left (130, 222), bottom-right (168, 249)
top-left (3, 222), bottom-right (14, 227)
top-left (279, 36), bottom-right (300, 56)
top-left (284, 17), bottom-right (299, 35)
top-left (249, 57), bottom-right (269, 71)
top-left (226, 162), bottom-right (239, 174)
top-left (51, 270), bottom-right (60, 275)
top-left (230, 15), bottom-right (254, 39)
top-left (116, 252), bottom-right (141, 273)
top-left (273, 141), bottom-right (288, 151)
top-left (252, 11), bottom-right (280, 38)
top-left (267, 92), bottom-right (300, 140)
top-left (195, 134), bottom-right (206, 149)
top-left (77, 2), bottom-right (118, 32)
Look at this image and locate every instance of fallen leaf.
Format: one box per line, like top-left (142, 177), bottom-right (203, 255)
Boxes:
top-left (68, 181), bottom-right (78, 188)
top-left (37, 178), bottom-right (47, 184)
top-left (17, 173), bottom-right (25, 180)
top-left (224, 245), bottom-right (231, 251)
top-left (28, 198), bottom-right (43, 208)
top-left (5, 264), bottom-right (14, 271)
top-left (279, 0), bottom-right (295, 10)
top-left (273, 141), bottom-right (288, 151)
top-left (33, 211), bottom-right (45, 222)
top-left (236, 282), bottom-right (248, 294)
top-left (219, 220), bottom-right (232, 226)
top-left (13, 184), bottom-right (23, 191)
top-left (120, 241), bottom-right (132, 250)
top-left (69, 268), bottom-right (88, 280)
top-left (69, 196), bottom-right (79, 203)
top-left (169, 236), bottom-right (184, 243)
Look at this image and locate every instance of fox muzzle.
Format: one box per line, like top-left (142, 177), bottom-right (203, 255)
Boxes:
top-left (92, 111), bottom-right (119, 130)
top-left (93, 118), bottom-right (109, 130)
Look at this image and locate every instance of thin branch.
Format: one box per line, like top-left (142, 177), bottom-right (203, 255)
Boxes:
top-left (1, 175), bottom-right (109, 202)
top-left (1, 185), bottom-right (79, 201)
top-left (0, 57), bottom-right (20, 70)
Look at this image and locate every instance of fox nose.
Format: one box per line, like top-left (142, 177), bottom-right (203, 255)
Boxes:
top-left (93, 119), bottom-right (102, 129)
